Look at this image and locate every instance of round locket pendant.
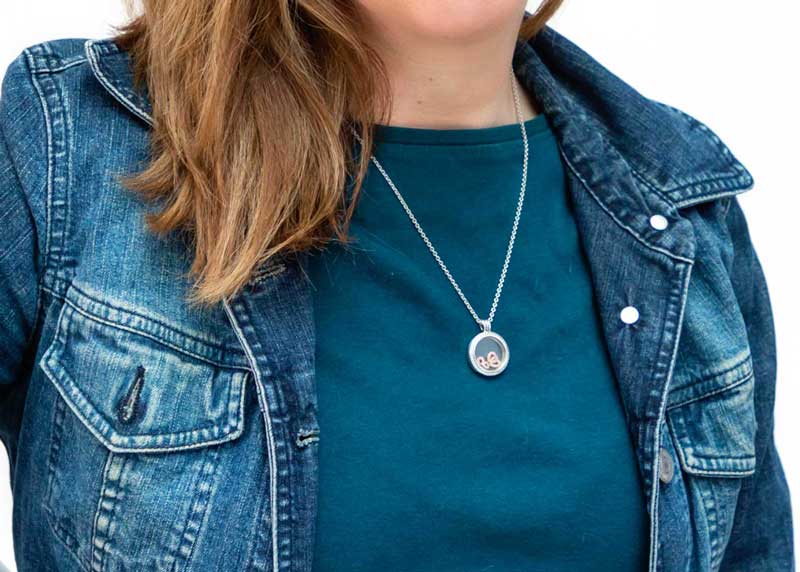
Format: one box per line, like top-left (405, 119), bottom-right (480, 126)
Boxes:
top-left (468, 329), bottom-right (510, 377)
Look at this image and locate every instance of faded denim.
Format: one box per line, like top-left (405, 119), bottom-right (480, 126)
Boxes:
top-left (0, 25), bottom-right (793, 572)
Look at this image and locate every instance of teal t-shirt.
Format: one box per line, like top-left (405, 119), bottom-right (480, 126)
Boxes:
top-left (309, 114), bottom-right (649, 571)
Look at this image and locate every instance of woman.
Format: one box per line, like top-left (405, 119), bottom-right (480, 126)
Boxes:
top-left (0, 1), bottom-right (792, 571)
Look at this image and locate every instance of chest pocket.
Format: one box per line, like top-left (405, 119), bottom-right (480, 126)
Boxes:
top-left (39, 284), bottom-right (250, 571)
top-left (666, 349), bottom-right (757, 478)
top-left (665, 348), bottom-right (756, 570)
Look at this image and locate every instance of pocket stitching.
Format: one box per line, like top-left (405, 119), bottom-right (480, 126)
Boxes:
top-left (63, 293), bottom-right (242, 370)
top-left (666, 374), bottom-right (757, 478)
top-left (89, 451), bottom-right (123, 572)
top-left (668, 349), bottom-right (753, 409)
top-left (66, 281), bottom-right (245, 364)
top-left (666, 369), bottom-right (753, 411)
top-left (40, 302), bottom-right (249, 454)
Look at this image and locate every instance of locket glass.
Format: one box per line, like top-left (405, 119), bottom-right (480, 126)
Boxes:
top-left (468, 330), bottom-right (509, 377)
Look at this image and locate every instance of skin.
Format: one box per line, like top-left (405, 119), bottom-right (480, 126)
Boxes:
top-left (355, 0), bottom-right (540, 129)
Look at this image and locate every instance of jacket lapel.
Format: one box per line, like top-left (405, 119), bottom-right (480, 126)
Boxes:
top-left (223, 256), bottom-right (318, 572)
top-left (515, 38), bottom-right (699, 571)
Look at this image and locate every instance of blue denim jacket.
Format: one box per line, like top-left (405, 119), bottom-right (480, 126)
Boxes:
top-left (0, 26), bottom-right (793, 572)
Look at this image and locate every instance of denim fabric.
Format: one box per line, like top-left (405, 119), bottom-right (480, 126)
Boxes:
top-left (0, 25), bottom-right (793, 572)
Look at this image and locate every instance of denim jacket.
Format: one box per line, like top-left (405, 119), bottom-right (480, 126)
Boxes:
top-left (0, 25), bottom-right (793, 572)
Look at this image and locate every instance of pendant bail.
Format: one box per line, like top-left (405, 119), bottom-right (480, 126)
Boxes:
top-left (478, 319), bottom-right (492, 332)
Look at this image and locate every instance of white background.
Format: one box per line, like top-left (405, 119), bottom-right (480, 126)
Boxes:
top-left (1, 1), bottom-right (798, 570)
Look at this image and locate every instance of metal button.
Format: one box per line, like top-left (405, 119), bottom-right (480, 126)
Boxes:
top-left (620, 306), bottom-right (640, 325)
top-left (649, 214), bottom-right (669, 231)
top-left (659, 447), bottom-right (675, 484)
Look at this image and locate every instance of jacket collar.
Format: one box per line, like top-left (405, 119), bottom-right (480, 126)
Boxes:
top-left (85, 38), bottom-right (153, 124)
top-left (520, 27), bottom-right (753, 209)
top-left (85, 26), bottom-right (753, 211)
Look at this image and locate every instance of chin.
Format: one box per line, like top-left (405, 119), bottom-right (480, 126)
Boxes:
top-left (357, 0), bottom-right (527, 44)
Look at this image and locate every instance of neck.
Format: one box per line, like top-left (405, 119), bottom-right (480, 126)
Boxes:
top-left (368, 28), bottom-right (538, 129)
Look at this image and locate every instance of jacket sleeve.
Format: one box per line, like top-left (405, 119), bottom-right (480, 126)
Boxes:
top-left (720, 196), bottom-right (794, 571)
top-left (0, 52), bottom-right (46, 458)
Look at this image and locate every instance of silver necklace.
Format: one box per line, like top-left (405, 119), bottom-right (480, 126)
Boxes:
top-left (355, 70), bottom-right (529, 378)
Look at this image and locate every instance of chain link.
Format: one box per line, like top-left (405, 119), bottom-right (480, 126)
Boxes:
top-left (354, 69), bottom-right (530, 330)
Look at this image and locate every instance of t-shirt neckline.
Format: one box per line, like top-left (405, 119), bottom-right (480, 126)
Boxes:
top-left (371, 113), bottom-right (548, 146)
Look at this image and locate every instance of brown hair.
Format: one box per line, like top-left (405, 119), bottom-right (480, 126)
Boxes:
top-left (115, 0), bottom-right (562, 304)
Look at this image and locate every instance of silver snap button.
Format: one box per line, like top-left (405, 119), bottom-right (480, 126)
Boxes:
top-left (659, 447), bottom-right (675, 484)
top-left (649, 214), bottom-right (669, 231)
top-left (620, 306), bottom-right (640, 325)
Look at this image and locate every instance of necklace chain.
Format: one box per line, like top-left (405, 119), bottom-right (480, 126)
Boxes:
top-left (355, 69), bottom-right (529, 331)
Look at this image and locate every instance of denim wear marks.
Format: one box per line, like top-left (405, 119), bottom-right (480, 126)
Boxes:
top-left (0, 24), bottom-right (793, 572)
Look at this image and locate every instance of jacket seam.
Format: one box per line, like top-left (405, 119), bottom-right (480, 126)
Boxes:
top-left (675, 186), bottom-right (753, 211)
top-left (30, 58), bottom-right (88, 75)
top-left (7, 52), bottom-right (49, 350)
top-left (90, 450), bottom-right (116, 572)
top-left (73, 280), bottom-right (248, 358)
top-left (25, 45), bottom-right (72, 295)
top-left (630, 168), bottom-right (675, 206)
top-left (59, 292), bottom-right (249, 371)
top-left (88, 39), bottom-right (122, 56)
top-left (632, 164), bottom-right (753, 211)
top-left (667, 350), bottom-right (753, 408)
top-left (668, 171), bottom-right (751, 192)
top-left (649, 261), bottom-right (694, 572)
top-left (222, 300), bottom-right (281, 572)
top-left (666, 371), bottom-right (754, 411)
top-left (44, 511), bottom-right (92, 572)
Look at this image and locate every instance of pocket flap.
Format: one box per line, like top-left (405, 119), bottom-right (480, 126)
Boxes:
top-left (41, 294), bottom-right (249, 454)
top-left (666, 352), bottom-right (757, 477)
